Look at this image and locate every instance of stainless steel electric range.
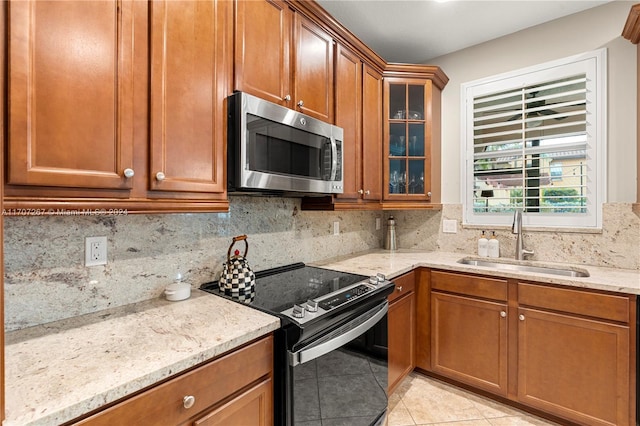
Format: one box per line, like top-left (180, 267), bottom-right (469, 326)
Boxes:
top-left (201, 262), bottom-right (394, 426)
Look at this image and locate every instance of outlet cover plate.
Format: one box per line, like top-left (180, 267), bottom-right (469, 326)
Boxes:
top-left (443, 219), bottom-right (458, 234)
top-left (85, 236), bottom-right (107, 266)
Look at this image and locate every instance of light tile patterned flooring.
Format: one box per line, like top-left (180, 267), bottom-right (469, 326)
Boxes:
top-left (388, 372), bottom-right (561, 426)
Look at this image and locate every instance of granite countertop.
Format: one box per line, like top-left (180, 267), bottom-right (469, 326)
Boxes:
top-left (3, 291), bottom-right (280, 426)
top-left (314, 250), bottom-right (640, 295)
top-left (4, 250), bottom-right (638, 426)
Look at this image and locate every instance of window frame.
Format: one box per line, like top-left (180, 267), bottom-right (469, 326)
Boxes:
top-left (460, 49), bottom-right (607, 229)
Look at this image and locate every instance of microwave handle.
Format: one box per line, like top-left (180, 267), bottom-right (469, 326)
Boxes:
top-left (288, 301), bottom-right (388, 367)
top-left (330, 137), bottom-right (338, 181)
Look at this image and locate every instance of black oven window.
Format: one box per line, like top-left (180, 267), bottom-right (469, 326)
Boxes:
top-left (252, 133), bottom-right (323, 178)
top-left (247, 114), bottom-right (332, 180)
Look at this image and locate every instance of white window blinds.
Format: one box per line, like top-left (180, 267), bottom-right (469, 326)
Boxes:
top-left (461, 49), bottom-right (606, 229)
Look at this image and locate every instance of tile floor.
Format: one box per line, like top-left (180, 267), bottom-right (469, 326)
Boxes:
top-left (388, 372), bottom-right (561, 426)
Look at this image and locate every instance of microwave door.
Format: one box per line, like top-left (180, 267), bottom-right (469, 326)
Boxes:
top-left (247, 125), bottom-right (325, 178)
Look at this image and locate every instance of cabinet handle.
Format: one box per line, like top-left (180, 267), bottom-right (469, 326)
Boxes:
top-left (283, 94), bottom-right (291, 101)
top-left (500, 311), bottom-right (507, 318)
top-left (519, 314), bottom-right (525, 321)
top-left (358, 189), bottom-right (364, 194)
top-left (183, 395), bottom-right (196, 409)
top-left (297, 100), bottom-right (304, 107)
top-left (156, 172), bottom-right (166, 182)
top-left (123, 168), bottom-right (135, 178)
top-left (396, 286), bottom-right (403, 292)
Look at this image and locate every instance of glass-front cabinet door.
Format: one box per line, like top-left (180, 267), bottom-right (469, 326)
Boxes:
top-left (383, 79), bottom-right (433, 202)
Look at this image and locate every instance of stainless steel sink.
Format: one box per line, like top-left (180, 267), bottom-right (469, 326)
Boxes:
top-left (457, 258), bottom-right (590, 278)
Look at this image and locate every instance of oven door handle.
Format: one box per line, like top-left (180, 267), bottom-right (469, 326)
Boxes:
top-left (288, 301), bottom-right (388, 367)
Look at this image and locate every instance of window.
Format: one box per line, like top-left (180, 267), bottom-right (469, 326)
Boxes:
top-left (461, 49), bottom-right (606, 229)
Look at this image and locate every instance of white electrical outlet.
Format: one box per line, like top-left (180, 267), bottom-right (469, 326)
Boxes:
top-left (443, 219), bottom-right (458, 234)
top-left (333, 221), bottom-right (340, 236)
top-left (375, 217), bottom-right (381, 231)
top-left (85, 236), bottom-right (107, 266)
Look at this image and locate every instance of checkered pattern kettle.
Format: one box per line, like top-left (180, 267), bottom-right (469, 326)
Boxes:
top-left (219, 235), bottom-right (256, 303)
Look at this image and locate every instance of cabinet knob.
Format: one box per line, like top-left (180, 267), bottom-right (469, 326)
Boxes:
top-left (183, 395), bottom-right (196, 409)
top-left (365, 190), bottom-right (371, 195)
top-left (427, 191), bottom-right (432, 198)
top-left (156, 172), bottom-right (166, 181)
top-left (396, 286), bottom-right (403, 292)
top-left (123, 168), bottom-right (135, 178)
top-left (500, 311), bottom-right (507, 318)
top-left (297, 100), bottom-right (304, 107)
top-left (358, 189), bottom-right (364, 194)
top-left (519, 314), bottom-right (525, 321)
top-left (283, 94), bottom-right (291, 101)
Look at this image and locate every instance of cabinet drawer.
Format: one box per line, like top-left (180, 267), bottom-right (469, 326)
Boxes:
top-left (431, 270), bottom-right (507, 301)
top-left (518, 282), bottom-right (630, 323)
top-left (74, 336), bottom-right (273, 426)
top-left (389, 271), bottom-right (416, 303)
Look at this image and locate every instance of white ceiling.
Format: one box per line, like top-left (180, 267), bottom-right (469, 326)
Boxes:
top-left (315, 0), bottom-right (614, 63)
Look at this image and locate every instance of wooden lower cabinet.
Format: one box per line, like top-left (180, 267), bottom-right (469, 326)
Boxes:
top-left (191, 378), bottom-right (272, 426)
top-left (71, 336), bottom-right (273, 426)
top-left (419, 269), bottom-right (636, 426)
top-left (431, 292), bottom-right (508, 397)
top-left (517, 307), bottom-right (629, 426)
top-left (388, 271), bottom-right (416, 394)
top-left (517, 282), bottom-right (634, 426)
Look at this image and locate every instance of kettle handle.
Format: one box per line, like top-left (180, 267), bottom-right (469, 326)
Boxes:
top-left (226, 234), bottom-right (249, 261)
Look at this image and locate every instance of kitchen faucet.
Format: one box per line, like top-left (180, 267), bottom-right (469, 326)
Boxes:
top-left (512, 209), bottom-right (534, 260)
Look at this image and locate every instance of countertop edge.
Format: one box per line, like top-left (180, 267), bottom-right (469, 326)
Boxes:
top-left (313, 249), bottom-right (640, 295)
top-left (3, 293), bottom-right (280, 426)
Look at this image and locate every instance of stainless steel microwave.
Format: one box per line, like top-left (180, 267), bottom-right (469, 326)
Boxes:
top-left (227, 91), bottom-right (344, 195)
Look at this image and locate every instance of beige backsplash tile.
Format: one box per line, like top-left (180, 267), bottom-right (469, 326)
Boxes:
top-left (391, 203), bottom-right (640, 270)
top-left (4, 199), bottom-right (638, 331)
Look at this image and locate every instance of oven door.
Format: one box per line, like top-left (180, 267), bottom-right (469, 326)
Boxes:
top-left (287, 301), bottom-right (388, 426)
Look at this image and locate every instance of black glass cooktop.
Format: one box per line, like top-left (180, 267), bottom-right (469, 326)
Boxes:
top-left (201, 263), bottom-right (369, 314)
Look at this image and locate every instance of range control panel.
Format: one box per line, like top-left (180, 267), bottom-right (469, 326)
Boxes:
top-left (283, 273), bottom-right (390, 324)
top-left (318, 284), bottom-right (373, 310)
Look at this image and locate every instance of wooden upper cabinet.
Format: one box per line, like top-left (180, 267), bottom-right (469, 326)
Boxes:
top-left (149, 0), bottom-right (228, 194)
top-left (292, 13), bottom-right (334, 122)
top-left (381, 65), bottom-right (447, 209)
top-left (7, 0), bottom-right (136, 190)
top-left (234, 0), bottom-right (334, 122)
top-left (321, 45), bottom-right (381, 206)
top-left (5, 0), bottom-right (230, 211)
top-left (361, 65), bottom-right (383, 201)
top-left (334, 45), bottom-right (362, 200)
top-left (234, 0), bottom-right (291, 106)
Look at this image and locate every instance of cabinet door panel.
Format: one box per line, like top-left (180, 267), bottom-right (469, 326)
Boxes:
top-left (234, 0), bottom-right (291, 106)
top-left (383, 79), bottom-right (433, 201)
top-left (149, 0), bottom-right (227, 193)
top-left (388, 292), bottom-right (415, 394)
top-left (293, 14), bottom-right (333, 122)
top-left (518, 307), bottom-right (629, 426)
top-left (334, 45), bottom-right (361, 200)
top-left (8, 0), bottom-right (135, 189)
top-left (362, 65), bottom-right (383, 201)
top-left (193, 379), bottom-right (273, 426)
top-left (431, 292), bottom-right (508, 396)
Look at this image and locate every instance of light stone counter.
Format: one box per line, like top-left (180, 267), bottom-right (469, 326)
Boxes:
top-left (3, 291), bottom-right (280, 426)
top-left (314, 249), bottom-right (640, 295)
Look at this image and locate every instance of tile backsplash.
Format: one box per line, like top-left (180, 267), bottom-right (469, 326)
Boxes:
top-left (4, 199), bottom-right (638, 331)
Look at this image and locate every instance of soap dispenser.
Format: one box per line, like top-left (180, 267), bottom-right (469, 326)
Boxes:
top-left (478, 231), bottom-right (489, 257)
top-left (488, 231), bottom-right (500, 258)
